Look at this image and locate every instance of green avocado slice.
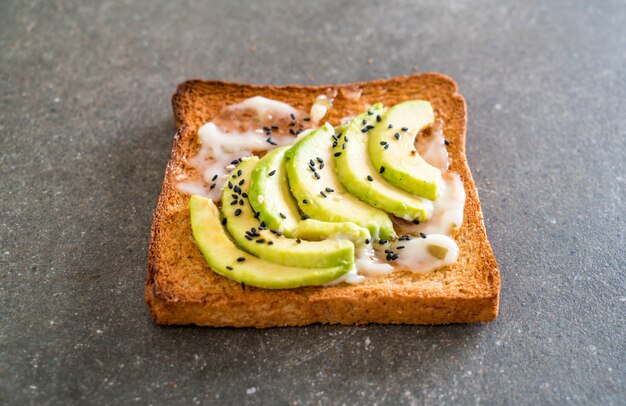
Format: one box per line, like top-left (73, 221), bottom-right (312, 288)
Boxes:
top-left (334, 104), bottom-right (433, 221)
top-left (248, 146), bottom-right (300, 237)
top-left (189, 195), bottom-right (351, 289)
top-left (285, 123), bottom-right (396, 240)
top-left (294, 219), bottom-right (371, 246)
top-left (368, 100), bottom-right (441, 200)
top-left (221, 157), bottom-right (354, 268)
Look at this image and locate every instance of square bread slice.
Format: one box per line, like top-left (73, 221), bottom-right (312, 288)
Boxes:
top-left (146, 74), bottom-right (500, 327)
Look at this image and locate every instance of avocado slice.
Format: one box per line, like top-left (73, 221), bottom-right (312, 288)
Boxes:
top-left (334, 104), bottom-right (433, 221)
top-left (189, 196), bottom-right (351, 289)
top-left (368, 100), bottom-right (442, 200)
top-left (295, 219), bottom-right (371, 246)
top-left (285, 123), bottom-right (396, 240)
top-left (221, 157), bottom-right (354, 268)
top-left (248, 146), bottom-right (300, 237)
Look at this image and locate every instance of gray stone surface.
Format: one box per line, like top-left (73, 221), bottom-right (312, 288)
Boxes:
top-left (1, 0), bottom-right (624, 404)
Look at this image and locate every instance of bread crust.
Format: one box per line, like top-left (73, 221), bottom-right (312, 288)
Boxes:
top-left (145, 73), bottom-right (500, 327)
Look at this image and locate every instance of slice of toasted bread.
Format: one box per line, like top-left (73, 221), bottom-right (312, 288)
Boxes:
top-left (146, 74), bottom-right (500, 327)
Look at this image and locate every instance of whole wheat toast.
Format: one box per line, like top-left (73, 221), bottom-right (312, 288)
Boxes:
top-left (146, 73), bottom-right (500, 327)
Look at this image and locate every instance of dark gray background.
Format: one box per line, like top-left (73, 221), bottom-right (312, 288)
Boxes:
top-left (1, 1), bottom-right (624, 405)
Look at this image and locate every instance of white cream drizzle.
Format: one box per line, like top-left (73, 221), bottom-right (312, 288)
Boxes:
top-left (176, 97), bottom-right (305, 200)
top-left (227, 96), bottom-right (299, 120)
top-left (392, 234), bottom-right (459, 273)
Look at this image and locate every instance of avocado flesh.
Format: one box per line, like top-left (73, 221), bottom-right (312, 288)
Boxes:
top-left (189, 196), bottom-right (351, 289)
top-left (285, 123), bottom-right (396, 240)
top-left (334, 104), bottom-right (433, 221)
top-left (295, 219), bottom-right (371, 246)
top-left (221, 157), bottom-right (354, 268)
top-left (427, 244), bottom-right (449, 260)
top-left (248, 146), bottom-right (300, 237)
top-left (368, 100), bottom-right (441, 200)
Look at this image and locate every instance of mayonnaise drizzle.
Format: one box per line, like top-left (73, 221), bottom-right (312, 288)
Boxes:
top-left (176, 97), bottom-right (306, 200)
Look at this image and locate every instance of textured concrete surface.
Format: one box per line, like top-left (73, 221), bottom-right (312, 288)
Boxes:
top-left (1, 1), bottom-right (624, 405)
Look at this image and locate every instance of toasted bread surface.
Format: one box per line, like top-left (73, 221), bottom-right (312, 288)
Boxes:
top-left (146, 74), bottom-right (500, 327)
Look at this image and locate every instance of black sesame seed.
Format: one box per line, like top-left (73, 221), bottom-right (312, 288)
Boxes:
top-left (376, 115), bottom-right (381, 122)
top-left (344, 136), bottom-right (348, 142)
top-left (412, 219), bottom-right (420, 225)
top-left (268, 241), bottom-right (274, 245)
top-left (420, 232), bottom-right (427, 239)
top-left (365, 238), bottom-right (371, 244)
top-left (320, 191), bottom-right (327, 197)
top-left (234, 209), bottom-right (242, 216)
top-left (260, 221), bottom-right (266, 227)
top-left (253, 211), bottom-right (260, 219)
top-left (397, 246), bottom-right (405, 249)
top-left (391, 253), bottom-right (399, 260)
top-left (212, 174), bottom-right (218, 181)
top-left (402, 127), bottom-right (409, 131)
top-left (263, 126), bottom-right (271, 132)
top-left (325, 187), bottom-right (334, 193)
top-left (316, 157), bottom-right (323, 163)
top-left (367, 175), bottom-right (373, 181)
top-left (386, 254), bottom-right (392, 261)
top-left (399, 235), bottom-right (411, 241)
top-left (314, 172), bottom-right (321, 180)
top-left (384, 144), bottom-right (389, 149)
top-left (266, 137), bottom-right (277, 145)
top-left (226, 266), bottom-right (233, 270)
top-left (367, 110), bottom-right (373, 115)
top-left (271, 125), bottom-right (279, 130)
top-left (362, 119), bottom-right (367, 125)
top-left (279, 213), bottom-right (286, 219)
top-left (342, 143), bottom-right (346, 149)
top-left (210, 183), bottom-right (217, 189)
top-left (289, 121), bottom-right (296, 127)
top-left (302, 199), bottom-right (308, 204)
top-left (332, 141), bottom-right (338, 147)
top-left (289, 128), bottom-right (295, 135)
top-left (309, 159), bottom-right (315, 167)
top-left (230, 159), bottom-right (240, 165)
top-left (379, 239), bottom-right (388, 244)
top-left (361, 128), bottom-right (368, 133)
top-left (303, 117), bottom-right (311, 121)
top-left (388, 124), bottom-right (393, 129)
top-left (290, 113), bottom-right (296, 120)
top-left (384, 249), bottom-right (393, 254)
top-left (296, 239), bottom-right (301, 244)
top-left (380, 141), bottom-right (388, 146)
top-left (222, 218), bottom-right (227, 225)
top-left (332, 135), bottom-right (338, 141)
top-left (395, 133), bottom-right (401, 140)
top-left (334, 152), bottom-right (342, 157)
top-left (268, 170), bottom-right (276, 177)
top-left (256, 239), bottom-right (265, 244)
top-left (237, 257), bottom-right (245, 262)
top-left (301, 214), bottom-right (310, 220)
top-left (276, 231), bottom-right (283, 236)
top-left (444, 139), bottom-right (450, 146)
top-left (319, 162), bottom-right (325, 170)
top-left (379, 166), bottom-right (385, 174)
